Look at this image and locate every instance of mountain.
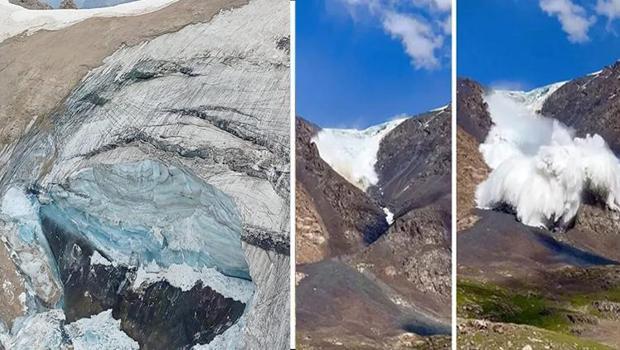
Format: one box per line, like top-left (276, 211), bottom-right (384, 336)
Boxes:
top-left (457, 61), bottom-right (620, 349)
top-left (0, 0), bottom-right (290, 349)
top-left (296, 106), bottom-right (452, 349)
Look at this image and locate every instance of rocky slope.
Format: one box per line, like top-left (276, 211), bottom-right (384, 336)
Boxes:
top-left (296, 107), bottom-right (452, 349)
top-left (457, 63), bottom-right (620, 348)
top-left (0, 0), bottom-right (290, 349)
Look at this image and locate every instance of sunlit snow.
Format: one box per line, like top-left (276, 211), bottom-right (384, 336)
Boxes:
top-left (312, 118), bottom-right (407, 191)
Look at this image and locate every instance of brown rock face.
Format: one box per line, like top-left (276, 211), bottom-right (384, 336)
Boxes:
top-left (8, 0), bottom-right (52, 9)
top-left (350, 204), bottom-right (452, 314)
top-left (295, 183), bottom-right (329, 264)
top-left (456, 127), bottom-right (489, 232)
top-left (0, 242), bottom-right (27, 328)
top-left (456, 78), bottom-right (492, 142)
top-left (371, 107), bottom-right (451, 217)
top-left (295, 117), bottom-right (388, 255)
top-left (542, 61), bottom-right (620, 154)
top-left (59, 0), bottom-right (77, 9)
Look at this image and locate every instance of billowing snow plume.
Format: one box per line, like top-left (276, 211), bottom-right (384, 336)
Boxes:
top-left (312, 118), bottom-right (407, 191)
top-left (475, 85), bottom-right (620, 229)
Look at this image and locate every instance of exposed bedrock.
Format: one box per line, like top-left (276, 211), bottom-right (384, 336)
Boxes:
top-left (370, 107), bottom-right (451, 217)
top-left (295, 117), bottom-right (388, 256)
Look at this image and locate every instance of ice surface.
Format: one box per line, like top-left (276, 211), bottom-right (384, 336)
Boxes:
top-left (133, 262), bottom-right (254, 303)
top-left (65, 309), bottom-right (139, 350)
top-left (0, 187), bottom-right (62, 305)
top-left (312, 118), bottom-right (407, 191)
top-left (7, 309), bottom-right (66, 350)
top-left (476, 86), bottom-right (620, 228)
top-left (42, 159), bottom-right (250, 279)
top-left (0, 0), bottom-right (180, 43)
top-left (5, 309), bottom-right (139, 350)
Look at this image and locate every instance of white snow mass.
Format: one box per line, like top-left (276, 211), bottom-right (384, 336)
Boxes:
top-left (312, 118), bottom-right (407, 191)
top-left (0, 0), bottom-right (179, 43)
top-left (475, 84), bottom-right (620, 229)
top-left (383, 207), bottom-right (394, 225)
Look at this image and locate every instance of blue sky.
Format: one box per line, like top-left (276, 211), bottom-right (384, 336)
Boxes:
top-left (296, 0), bottom-right (451, 128)
top-left (458, 0), bottom-right (620, 90)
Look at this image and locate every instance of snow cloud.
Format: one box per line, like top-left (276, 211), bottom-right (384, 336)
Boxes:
top-left (339, 0), bottom-right (450, 70)
top-left (539, 0), bottom-right (596, 43)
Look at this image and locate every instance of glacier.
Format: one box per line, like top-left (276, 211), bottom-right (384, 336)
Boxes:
top-left (312, 118), bottom-right (407, 191)
top-left (476, 84), bottom-right (620, 229)
top-left (5, 309), bottom-right (139, 350)
top-left (0, 0), bottom-right (290, 347)
top-left (40, 159), bottom-right (250, 280)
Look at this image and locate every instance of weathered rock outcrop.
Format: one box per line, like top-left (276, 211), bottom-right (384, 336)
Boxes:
top-left (296, 117), bottom-right (388, 254)
top-left (542, 62), bottom-right (620, 154)
top-left (456, 78), bottom-right (492, 142)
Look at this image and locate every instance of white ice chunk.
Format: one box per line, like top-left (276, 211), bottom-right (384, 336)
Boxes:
top-left (65, 310), bottom-right (139, 350)
top-left (383, 207), bottom-right (394, 225)
top-left (133, 262), bottom-right (254, 303)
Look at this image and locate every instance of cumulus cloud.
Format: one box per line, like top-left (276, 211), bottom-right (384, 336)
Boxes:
top-left (383, 12), bottom-right (443, 69)
top-left (539, 0), bottom-right (596, 43)
top-left (596, 0), bottom-right (620, 21)
top-left (338, 0), bottom-right (450, 70)
top-left (412, 0), bottom-right (452, 12)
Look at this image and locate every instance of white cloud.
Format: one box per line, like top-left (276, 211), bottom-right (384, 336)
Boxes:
top-left (539, 0), bottom-right (596, 43)
top-left (383, 11), bottom-right (444, 69)
top-left (412, 0), bottom-right (451, 12)
top-left (596, 0), bottom-right (620, 21)
top-left (337, 0), bottom-right (450, 70)
top-left (441, 13), bottom-right (452, 35)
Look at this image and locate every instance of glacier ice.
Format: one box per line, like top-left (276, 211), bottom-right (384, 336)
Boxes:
top-left (65, 310), bottom-right (139, 350)
top-left (41, 159), bottom-right (250, 280)
top-left (133, 262), bottom-right (254, 303)
top-left (4, 309), bottom-right (139, 350)
top-left (312, 118), bottom-right (407, 191)
top-left (0, 187), bottom-right (63, 306)
top-left (476, 87), bottom-right (620, 229)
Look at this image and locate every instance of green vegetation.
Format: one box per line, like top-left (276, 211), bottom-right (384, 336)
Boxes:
top-left (457, 280), bottom-right (572, 332)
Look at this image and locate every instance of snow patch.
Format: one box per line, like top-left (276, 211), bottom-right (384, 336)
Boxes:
top-left (90, 250), bottom-right (113, 266)
top-left (383, 207), bottom-right (394, 225)
top-left (133, 262), bottom-right (254, 303)
top-left (312, 118), bottom-right (407, 191)
top-left (476, 85), bottom-right (620, 228)
top-left (0, 0), bottom-right (180, 43)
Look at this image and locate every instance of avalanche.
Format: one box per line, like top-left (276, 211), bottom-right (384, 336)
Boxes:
top-left (312, 118), bottom-right (407, 191)
top-left (475, 85), bottom-right (620, 229)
